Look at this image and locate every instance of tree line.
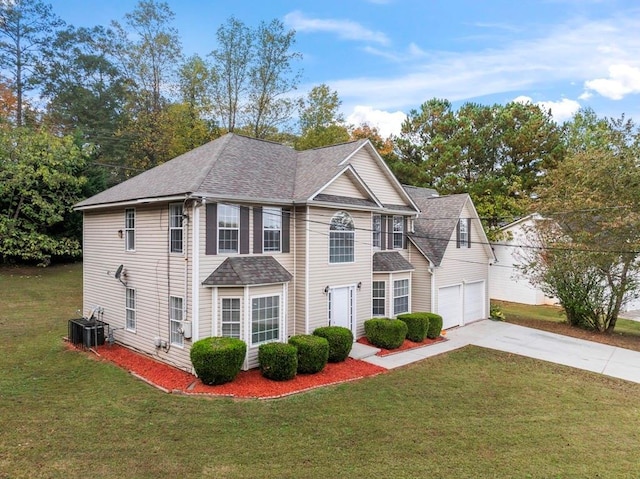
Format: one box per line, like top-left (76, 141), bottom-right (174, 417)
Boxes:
top-left (1, 0), bottom-right (638, 334)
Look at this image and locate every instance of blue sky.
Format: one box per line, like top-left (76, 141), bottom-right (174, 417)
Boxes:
top-left (55, 0), bottom-right (640, 136)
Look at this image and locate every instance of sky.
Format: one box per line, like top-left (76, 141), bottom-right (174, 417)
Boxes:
top-left (54, 0), bottom-right (640, 137)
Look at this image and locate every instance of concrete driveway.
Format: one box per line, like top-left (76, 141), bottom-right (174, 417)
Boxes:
top-left (356, 319), bottom-right (640, 384)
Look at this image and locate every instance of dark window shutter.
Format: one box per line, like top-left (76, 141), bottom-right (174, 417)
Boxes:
top-left (403, 217), bottom-right (408, 249)
top-left (456, 220), bottom-right (461, 249)
top-left (380, 215), bottom-right (386, 250)
top-left (205, 202), bottom-right (217, 255)
top-left (240, 206), bottom-right (250, 254)
top-left (282, 208), bottom-right (291, 253)
top-left (253, 206), bottom-right (263, 254)
top-left (467, 218), bottom-right (472, 248)
top-left (387, 216), bottom-right (394, 250)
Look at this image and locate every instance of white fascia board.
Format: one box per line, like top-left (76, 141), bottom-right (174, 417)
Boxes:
top-left (189, 192), bottom-right (293, 206)
top-left (74, 194), bottom-right (189, 211)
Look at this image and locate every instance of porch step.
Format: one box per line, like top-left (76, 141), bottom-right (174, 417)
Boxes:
top-left (349, 342), bottom-right (381, 360)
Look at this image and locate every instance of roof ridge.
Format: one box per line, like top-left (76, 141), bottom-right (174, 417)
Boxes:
top-left (189, 133), bottom-right (233, 193)
top-left (304, 138), bottom-right (363, 152)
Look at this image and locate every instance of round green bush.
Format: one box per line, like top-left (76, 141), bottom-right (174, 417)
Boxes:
top-left (364, 318), bottom-right (408, 349)
top-left (397, 313), bottom-right (430, 342)
top-left (190, 337), bottom-right (246, 385)
top-left (258, 342), bottom-right (298, 381)
top-left (289, 334), bottom-right (329, 374)
top-left (425, 313), bottom-right (443, 339)
top-left (312, 326), bottom-right (354, 362)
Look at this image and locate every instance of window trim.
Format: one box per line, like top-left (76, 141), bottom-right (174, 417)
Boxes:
top-left (220, 297), bottom-right (241, 339)
top-left (125, 287), bottom-right (136, 332)
top-left (393, 279), bottom-right (409, 316)
top-left (250, 294), bottom-right (281, 346)
top-left (329, 211), bottom-right (355, 264)
top-left (458, 218), bottom-right (471, 248)
top-left (372, 214), bottom-right (381, 249)
top-left (263, 206), bottom-right (282, 253)
top-left (392, 215), bottom-right (404, 250)
top-left (124, 208), bottom-right (135, 252)
top-left (217, 203), bottom-right (240, 254)
top-left (372, 281), bottom-right (386, 316)
top-left (169, 295), bottom-right (184, 347)
top-left (169, 203), bottom-right (184, 254)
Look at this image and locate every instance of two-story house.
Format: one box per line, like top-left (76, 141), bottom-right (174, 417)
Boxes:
top-left (75, 133), bottom-right (491, 371)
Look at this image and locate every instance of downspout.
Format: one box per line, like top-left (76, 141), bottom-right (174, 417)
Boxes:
top-left (430, 265), bottom-right (437, 314)
top-left (191, 198), bottom-right (202, 342)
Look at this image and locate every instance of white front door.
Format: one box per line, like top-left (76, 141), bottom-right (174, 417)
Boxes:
top-left (330, 286), bottom-right (354, 332)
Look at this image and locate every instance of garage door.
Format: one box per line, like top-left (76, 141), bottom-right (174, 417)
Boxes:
top-left (438, 285), bottom-right (462, 329)
top-left (464, 281), bottom-right (485, 324)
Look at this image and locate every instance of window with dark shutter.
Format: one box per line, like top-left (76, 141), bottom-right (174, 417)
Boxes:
top-left (240, 206), bottom-right (250, 254)
top-left (282, 208), bottom-right (291, 253)
top-left (205, 202), bottom-right (217, 255)
top-left (253, 206), bottom-right (263, 254)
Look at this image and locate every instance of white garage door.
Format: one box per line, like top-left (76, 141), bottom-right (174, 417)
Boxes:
top-left (438, 285), bottom-right (462, 329)
top-left (464, 281), bottom-right (485, 324)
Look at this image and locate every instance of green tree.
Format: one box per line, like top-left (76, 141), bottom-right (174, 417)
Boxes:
top-left (0, 128), bottom-right (87, 265)
top-left (296, 84), bottom-right (349, 150)
top-left (209, 16), bottom-right (252, 133)
top-left (393, 99), bottom-right (564, 235)
top-left (522, 114), bottom-right (640, 333)
top-left (245, 19), bottom-right (301, 139)
top-left (0, 0), bottom-right (64, 126)
top-left (178, 54), bottom-right (215, 117)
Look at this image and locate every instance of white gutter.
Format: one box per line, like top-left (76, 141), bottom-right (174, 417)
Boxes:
top-left (191, 199), bottom-right (202, 341)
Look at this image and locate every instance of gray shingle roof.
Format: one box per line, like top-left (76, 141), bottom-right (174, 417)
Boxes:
top-left (373, 251), bottom-right (415, 272)
top-left (202, 256), bottom-right (293, 286)
top-left (404, 185), bottom-right (469, 267)
top-left (75, 134), bottom-right (417, 214)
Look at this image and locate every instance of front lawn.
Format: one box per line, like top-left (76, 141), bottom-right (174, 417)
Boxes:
top-left (2, 264), bottom-right (640, 478)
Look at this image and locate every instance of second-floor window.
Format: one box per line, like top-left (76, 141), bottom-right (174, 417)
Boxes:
top-left (372, 214), bottom-right (381, 249)
top-left (329, 211), bottom-right (355, 263)
top-left (263, 207), bottom-right (281, 252)
top-left (124, 208), bottom-right (135, 251)
top-left (393, 216), bottom-right (404, 249)
top-left (169, 204), bottom-right (183, 253)
top-left (218, 204), bottom-right (239, 253)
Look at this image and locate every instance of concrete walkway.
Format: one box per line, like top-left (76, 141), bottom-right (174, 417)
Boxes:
top-left (351, 320), bottom-right (640, 384)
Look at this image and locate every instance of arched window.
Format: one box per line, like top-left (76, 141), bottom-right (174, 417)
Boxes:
top-left (329, 211), bottom-right (355, 263)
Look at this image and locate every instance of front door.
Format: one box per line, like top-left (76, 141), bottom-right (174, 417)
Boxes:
top-left (330, 286), bottom-right (353, 332)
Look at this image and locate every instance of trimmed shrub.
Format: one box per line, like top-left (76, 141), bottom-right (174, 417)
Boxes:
top-left (425, 313), bottom-right (443, 339)
top-left (258, 342), bottom-right (298, 381)
top-left (364, 318), bottom-right (408, 350)
top-left (397, 313), bottom-right (430, 342)
top-left (313, 326), bottom-right (354, 362)
top-left (190, 337), bottom-right (246, 385)
top-left (289, 334), bottom-right (329, 374)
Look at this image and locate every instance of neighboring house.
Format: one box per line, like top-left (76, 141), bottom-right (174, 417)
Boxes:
top-left (75, 133), bottom-right (490, 372)
top-left (489, 214), bottom-right (557, 306)
top-left (490, 214), bottom-right (640, 312)
top-left (404, 186), bottom-right (495, 329)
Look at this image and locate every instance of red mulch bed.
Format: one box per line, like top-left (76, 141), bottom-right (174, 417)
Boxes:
top-left (356, 335), bottom-right (446, 356)
top-left (77, 343), bottom-right (387, 399)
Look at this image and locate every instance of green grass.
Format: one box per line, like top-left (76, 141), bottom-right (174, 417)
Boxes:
top-left (496, 300), bottom-right (640, 337)
top-left (2, 264), bottom-right (640, 478)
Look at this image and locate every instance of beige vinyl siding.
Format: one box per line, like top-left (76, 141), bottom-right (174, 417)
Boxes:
top-left (320, 172), bottom-right (368, 199)
top-left (197, 204), bottom-right (295, 370)
top-left (83, 204), bottom-right (193, 371)
top-left (432, 202), bottom-right (490, 319)
top-left (346, 149), bottom-right (407, 205)
top-left (407, 243), bottom-right (433, 313)
top-left (306, 206), bottom-right (371, 338)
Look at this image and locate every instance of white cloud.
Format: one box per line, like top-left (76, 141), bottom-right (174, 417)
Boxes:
top-left (330, 15), bottom-right (640, 112)
top-left (583, 64), bottom-right (640, 100)
top-left (346, 106), bottom-right (406, 138)
top-left (284, 11), bottom-right (389, 45)
top-left (514, 96), bottom-right (581, 122)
